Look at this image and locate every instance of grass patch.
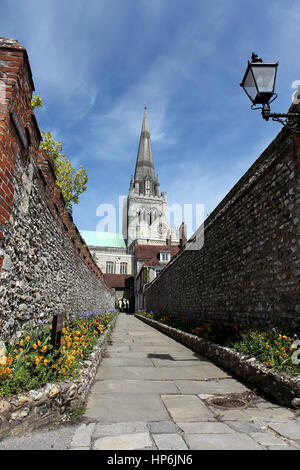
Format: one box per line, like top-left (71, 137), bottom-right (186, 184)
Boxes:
top-left (66, 405), bottom-right (85, 422)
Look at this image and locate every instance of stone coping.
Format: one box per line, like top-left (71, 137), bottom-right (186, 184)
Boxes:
top-left (135, 314), bottom-right (300, 409)
top-left (0, 315), bottom-right (118, 440)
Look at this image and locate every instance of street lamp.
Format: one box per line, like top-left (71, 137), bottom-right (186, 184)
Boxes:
top-left (240, 52), bottom-right (300, 133)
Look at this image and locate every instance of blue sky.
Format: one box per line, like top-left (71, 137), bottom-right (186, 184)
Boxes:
top-left (1, 0), bottom-right (299, 238)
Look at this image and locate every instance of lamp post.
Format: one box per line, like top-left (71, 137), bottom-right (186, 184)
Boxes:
top-left (240, 52), bottom-right (300, 134)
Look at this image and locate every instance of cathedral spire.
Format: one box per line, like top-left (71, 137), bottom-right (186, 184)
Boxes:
top-left (134, 106), bottom-right (155, 183)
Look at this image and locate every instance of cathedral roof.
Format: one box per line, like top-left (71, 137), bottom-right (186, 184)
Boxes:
top-left (80, 230), bottom-right (126, 248)
top-left (134, 105), bottom-right (155, 182)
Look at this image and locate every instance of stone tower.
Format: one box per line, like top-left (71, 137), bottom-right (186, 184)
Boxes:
top-left (127, 106), bottom-right (178, 250)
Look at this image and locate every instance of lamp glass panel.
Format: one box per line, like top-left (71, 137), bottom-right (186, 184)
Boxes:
top-left (252, 65), bottom-right (276, 93)
top-left (243, 67), bottom-right (257, 102)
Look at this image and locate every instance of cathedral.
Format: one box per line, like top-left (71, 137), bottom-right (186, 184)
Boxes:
top-left (80, 106), bottom-right (186, 310)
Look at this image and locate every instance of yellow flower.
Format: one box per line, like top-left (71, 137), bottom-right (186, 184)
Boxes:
top-left (33, 344), bottom-right (37, 350)
top-left (44, 359), bottom-right (49, 366)
top-left (37, 340), bottom-right (42, 347)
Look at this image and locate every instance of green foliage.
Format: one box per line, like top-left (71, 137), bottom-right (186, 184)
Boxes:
top-left (31, 95), bottom-right (88, 212)
top-left (31, 95), bottom-right (43, 109)
top-left (66, 406), bottom-right (85, 422)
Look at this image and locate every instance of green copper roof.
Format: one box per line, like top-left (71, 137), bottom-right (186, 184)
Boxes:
top-left (79, 230), bottom-right (126, 248)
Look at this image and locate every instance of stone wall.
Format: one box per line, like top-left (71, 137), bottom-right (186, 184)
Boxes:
top-left (0, 37), bottom-right (114, 343)
top-left (145, 108), bottom-right (300, 330)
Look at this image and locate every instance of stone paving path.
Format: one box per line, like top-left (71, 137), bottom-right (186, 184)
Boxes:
top-left (0, 313), bottom-right (300, 450)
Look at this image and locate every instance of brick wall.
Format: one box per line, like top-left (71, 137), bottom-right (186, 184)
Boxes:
top-left (0, 37), bottom-right (114, 342)
top-left (145, 109), bottom-right (300, 330)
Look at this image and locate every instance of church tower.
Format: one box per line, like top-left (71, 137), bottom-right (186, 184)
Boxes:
top-left (127, 106), bottom-right (179, 250)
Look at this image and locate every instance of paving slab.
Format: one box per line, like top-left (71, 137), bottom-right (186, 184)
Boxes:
top-left (177, 421), bottom-right (236, 434)
top-left (152, 433), bottom-right (188, 450)
top-left (101, 357), bottom-right (154, 367)
top-left (243, 407), bottom-right (296, 421)
top-left (84, 393), bottom-right (170, 423)
top-left (184, 433), bottom-right (263, 450)
top-left (267, 422), bottom-right (300, 440)
top-left (224, 421), bottom-right (262, 433)
top-left (161, 395), bottom-right (215, 422)
top-left (174, 379), bottom-right (250, 394)
top-left (93, 422), bottom-right (148, 438)
top-left (91, 379), bottom-right (179, 394)
top-left (93, 432), bottom-right (153, 450)
top-left (249, 432), bottom-right (289, 447)
top-left (206, 408), bottom-right (253, 421)
top-left (148, 421), bottom-right (178, 434)
top-left (70, 423), bottom-right (95, 449)
top-left (106, 345), bottom-right (130, 353)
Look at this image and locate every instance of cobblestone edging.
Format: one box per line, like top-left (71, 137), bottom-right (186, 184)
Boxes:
top-left (135, 314), bottom-right (300, 409)
top-left (0, 315), bottom-right (118, 440)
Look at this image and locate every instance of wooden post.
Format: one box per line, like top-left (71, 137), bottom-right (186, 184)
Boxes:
top-left (51, 313), bottom-right (63, 349)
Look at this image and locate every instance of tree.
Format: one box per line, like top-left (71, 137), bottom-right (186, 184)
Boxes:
top-left (31, 95), bottom-right (88, 212)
